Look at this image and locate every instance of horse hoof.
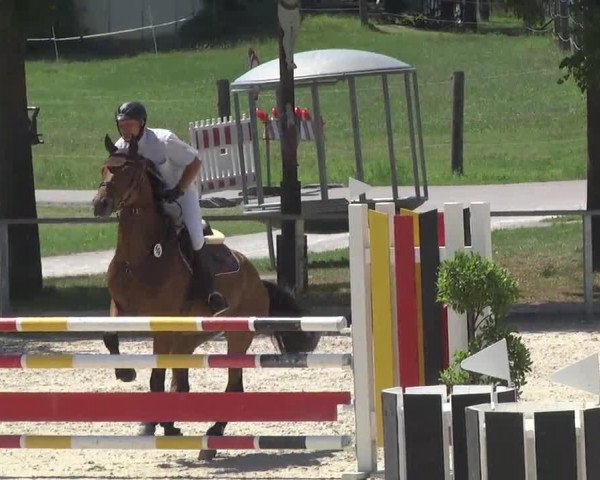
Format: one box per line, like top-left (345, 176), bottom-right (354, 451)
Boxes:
top-left (164, 426), bottom-right (182, 436)
top-left (115, 368), bottom-right (137, 382)
top-left (198, 449), bottom-right (217, 462)
top-left (139, 423), bottom-right (156, 436)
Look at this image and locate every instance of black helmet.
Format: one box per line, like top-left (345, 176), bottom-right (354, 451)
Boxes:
top-left (115, 101), bottom-right (147, 125)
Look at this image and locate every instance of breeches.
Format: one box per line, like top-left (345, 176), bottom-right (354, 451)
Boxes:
top-left (178, 186), bottom-right (204, 250)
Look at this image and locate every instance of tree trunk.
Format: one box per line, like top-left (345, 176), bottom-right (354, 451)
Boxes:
top-left (440, 0), bottom-right (455, 22)
top-left (587, 84), bottom-right (600, 270)
top-left (0, 0), bottom-right (43, 299)
top-left (462, 0), bottom-right (478, 30)
top-left (478, 0), bottom-right (490, 21)
top-left (359, 0), bottom-right (369, 25)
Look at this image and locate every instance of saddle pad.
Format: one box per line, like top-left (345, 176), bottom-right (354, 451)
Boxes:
top-left (204, 243), bottom-right (240, 276)
top-left (205, 228), bottom-right (225, 245)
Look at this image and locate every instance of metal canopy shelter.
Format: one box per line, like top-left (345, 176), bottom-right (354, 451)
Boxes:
top-left (230, 48), bottom-right (428, 227)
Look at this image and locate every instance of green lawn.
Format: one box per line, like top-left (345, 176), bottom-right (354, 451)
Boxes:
top-left (37, 204), bottom-right (266, 256)
top-left (492, 219), bottom-right (585, 303)
top-left (28, 15), bottom-right (585, 190)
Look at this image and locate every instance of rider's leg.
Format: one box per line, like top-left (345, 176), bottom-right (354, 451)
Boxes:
top-left (180, 186), bottom-right (228, 313)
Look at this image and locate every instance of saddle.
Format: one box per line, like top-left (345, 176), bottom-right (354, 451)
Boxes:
top-left (177, 219), bottom-right (240, 277)
top-left (156, 200), bottom-right (239, 276)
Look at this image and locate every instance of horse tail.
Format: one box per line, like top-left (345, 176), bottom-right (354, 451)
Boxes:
top-left (262, 280), bottom-right (321, 353)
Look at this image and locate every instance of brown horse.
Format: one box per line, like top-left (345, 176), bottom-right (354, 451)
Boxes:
top-left (92, 135), bottom-right (320, 461)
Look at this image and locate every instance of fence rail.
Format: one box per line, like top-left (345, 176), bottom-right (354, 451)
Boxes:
top-left (0, 209), bottom-right (598, 318)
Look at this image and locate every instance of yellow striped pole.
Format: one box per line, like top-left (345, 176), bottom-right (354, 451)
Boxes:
top-left (368, 209), bottom-right (396, 444)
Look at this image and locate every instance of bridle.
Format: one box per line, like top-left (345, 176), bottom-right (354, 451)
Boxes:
top-left (99, 154), bottom-right (150, 213)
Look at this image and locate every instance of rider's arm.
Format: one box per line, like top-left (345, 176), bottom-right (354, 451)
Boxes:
top-left (176, 157), bottom-right (201, 191)
top-left (164, 131), bottom-right (202, 192)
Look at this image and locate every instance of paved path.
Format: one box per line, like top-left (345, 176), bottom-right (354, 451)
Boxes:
top-left (36, 180), bottom-right (586, 211)
top-left (38, 180), bottom-right (586, 278)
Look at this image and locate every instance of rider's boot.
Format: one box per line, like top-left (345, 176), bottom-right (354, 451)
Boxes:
top-left (191, 246), bottom-right (229, 315)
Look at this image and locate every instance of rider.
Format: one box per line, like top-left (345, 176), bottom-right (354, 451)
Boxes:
top-left (114, 101), bottom-right (228, 315)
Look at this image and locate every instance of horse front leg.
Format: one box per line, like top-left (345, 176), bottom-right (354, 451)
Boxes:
top-left (104, 300), bottom-right (136, 382)
top-left (139, 333), bottom-right (172, 436)
top-left (164, 333), bottom-right (212, 437)
top-left (161, 367), bottom-right (189, 437)
top-left (198, 332), bottom-right (254, 462)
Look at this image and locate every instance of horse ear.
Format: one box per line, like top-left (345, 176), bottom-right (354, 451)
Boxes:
top-left (128, 137), bottom-right (139, 157)
top-left (104, 134), bottom-right (117, 154)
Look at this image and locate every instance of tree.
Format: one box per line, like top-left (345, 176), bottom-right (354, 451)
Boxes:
top-left (558, 1), bottom-right (600, 269)
top-left (0, 0), bottom-right (43, 299)
top-left (508, 0), bottom-right (600, 268)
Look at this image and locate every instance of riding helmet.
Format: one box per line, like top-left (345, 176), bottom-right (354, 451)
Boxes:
top-left (115, 101), bottom-right (147, 126)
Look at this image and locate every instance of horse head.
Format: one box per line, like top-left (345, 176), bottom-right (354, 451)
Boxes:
top-left (93, 134), bottom-right (151, 217)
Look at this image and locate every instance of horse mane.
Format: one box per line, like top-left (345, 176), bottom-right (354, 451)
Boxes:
top-left (142, 159), bottom-right (165, 204)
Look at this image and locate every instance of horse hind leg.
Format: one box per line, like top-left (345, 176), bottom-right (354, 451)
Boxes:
top-left (162, 332), bottom-right (213, 437)
top-left (198, 331), bottom-right (254, 462)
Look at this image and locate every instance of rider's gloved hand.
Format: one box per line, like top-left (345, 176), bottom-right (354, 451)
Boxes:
top-left (162, 186), bottom-right (184, 203)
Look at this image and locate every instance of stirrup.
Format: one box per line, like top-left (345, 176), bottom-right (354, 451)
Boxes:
top-left (208, 292), bottom-right (229, 316)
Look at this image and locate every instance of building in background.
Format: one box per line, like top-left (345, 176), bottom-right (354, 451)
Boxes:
top-left (72, 0), bottom-right (204, 40)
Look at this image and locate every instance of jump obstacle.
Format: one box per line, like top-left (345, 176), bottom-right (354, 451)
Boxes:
top-left (0, 201), bottom-right (492, 479)
top-left (381, 384), bottom-right (517, 480)
top-left (0, 435), bottom-right (349, 451)
top-left (0, 316), bottom-right (357, 455)
top-left (381, 363), bottom-right (600, 480)
top-left (349, 201), bottom-right (492, 450)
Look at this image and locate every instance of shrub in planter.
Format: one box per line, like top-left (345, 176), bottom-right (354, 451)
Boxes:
top-left (437, 252), bottom-right (532, 394)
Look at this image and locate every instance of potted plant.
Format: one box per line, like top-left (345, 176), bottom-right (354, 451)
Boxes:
top-left (437, 251), bottom-right (532, 394)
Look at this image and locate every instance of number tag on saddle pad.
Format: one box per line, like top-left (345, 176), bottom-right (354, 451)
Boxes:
top-left (153, 243), bottom-right (163, 258)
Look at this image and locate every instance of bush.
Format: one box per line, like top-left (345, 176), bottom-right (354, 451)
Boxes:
top-left (437, 252), bottom-right (532, 394)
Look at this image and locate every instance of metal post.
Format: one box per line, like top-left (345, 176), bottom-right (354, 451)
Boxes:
top-left (147, 6), bottom-right (158, 54)
top-left (348, 77), bottom-right (365, 181)
top-left (584, 213), bottom-right (594, 320)
top-left (381, 74), bottom-right (399, 204)
top-left (412, 71), bottom-right (428, 198)
top-left (51, 25), bottom-right (59, 62)
top-left (0, 222), bottom-right (9, 316)
top-left (233, 93), bottom-right (249, 205)
top-left (248, 93), bottom-right (265, 205)
top-left (217, 79), bottom-right (231, 119)
top-left (311, 82), bottom-right (328, 200)
top-left (404, 73), bottom-right (421, 197)
top-left (295, 219), bottom-right (307, 292)
top-left (265, 138), bottom-right (272, 187)
top-left (277, 0), bottom-right (302, 293)
top-left (451, 71), bottom-right (465, 175)
top-left (267, 220), bottom-right (276, 270)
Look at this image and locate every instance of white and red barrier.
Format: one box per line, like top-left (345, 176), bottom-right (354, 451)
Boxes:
top-left (189, 116), bottom-right (256, 194)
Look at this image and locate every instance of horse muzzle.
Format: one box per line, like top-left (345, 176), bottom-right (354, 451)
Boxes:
top-left (93, 195), bottom-right (114, 217)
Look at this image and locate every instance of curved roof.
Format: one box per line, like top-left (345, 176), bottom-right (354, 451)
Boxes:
top-left (231, 49), bottom-right (413, 91)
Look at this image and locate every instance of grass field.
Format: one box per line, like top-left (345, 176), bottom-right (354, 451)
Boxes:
top-left (36, 204), bottom-right (266, 256)
top-left (14, 220), bottom-right (590, 313)
top-left (27, 15), bottom-right (585, 190)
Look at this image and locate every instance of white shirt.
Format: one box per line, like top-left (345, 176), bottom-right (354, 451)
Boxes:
top-left (116, 127), bottom-right (198, 189)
